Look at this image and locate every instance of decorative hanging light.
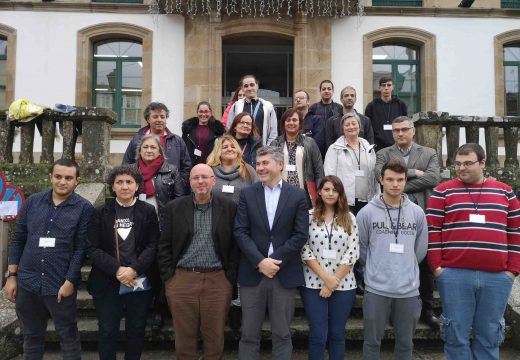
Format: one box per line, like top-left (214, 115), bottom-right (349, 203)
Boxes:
top-left (149, 0), bottom-right (364, 19)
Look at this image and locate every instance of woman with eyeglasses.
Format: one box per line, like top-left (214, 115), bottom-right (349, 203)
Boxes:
top-left (301, 175), bottom-right (359, 360)
top-left (182, 101), bottom-right (225, 166)
top-left (270, 108), bottom-right (324, 207)
top-left (227, 112), bottom-right (263, 168)
top-left (324, 112), bottom-right (380, 215)
top-left (134, 134), bottom-right (185, 330)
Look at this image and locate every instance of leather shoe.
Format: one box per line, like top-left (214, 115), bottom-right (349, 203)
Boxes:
top-left (421, 313), bottom-right (440, 330)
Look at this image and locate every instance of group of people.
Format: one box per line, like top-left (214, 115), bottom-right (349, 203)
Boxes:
top-left (3, 73), bottom-right (520, 360)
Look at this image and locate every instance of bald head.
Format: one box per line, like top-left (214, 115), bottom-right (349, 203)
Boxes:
top-left (190, 164), bottom-right (216, 203)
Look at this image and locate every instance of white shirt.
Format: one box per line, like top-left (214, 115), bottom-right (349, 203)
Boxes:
top-left (263, 178), bottom-right (283, 256)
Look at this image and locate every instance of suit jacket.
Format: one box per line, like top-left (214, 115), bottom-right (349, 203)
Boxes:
top-left (86, 199), bottom-right (159, 298)
top-left (234, 181), bottom-right (309, 288)
top-left (157, 193), bottom-right (238, 284)
top-left (375, 142), bottom-right (440, 209)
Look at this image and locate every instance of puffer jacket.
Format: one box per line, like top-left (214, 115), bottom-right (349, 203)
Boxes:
top-left (181, 117), bottom-right (225, 165)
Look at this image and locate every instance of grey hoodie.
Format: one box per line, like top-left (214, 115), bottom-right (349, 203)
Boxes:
top-left (357, 194), bottom-right (427, 298)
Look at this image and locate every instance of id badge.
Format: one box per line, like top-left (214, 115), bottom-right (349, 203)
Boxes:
top-left (222, 185), bottom-right (235, 193)
top-left (323, 249), bottom-right (337, 259)
top-left (138, 193), bottom-right (147, 201)
top-left (194, 149), bottom-right (202, 157)
top-left (39, 237), bottom-right (56, 248)
top-left (285, 164), bottom-right (297, 172)
top-left (355, 169), bottom-right (365, 177)
top-left (470, 214), bottom-right (486, 223)
top-left (389, 243), bottom-right (404, 253)
top-left (384, 124), bottom-right (393, 131)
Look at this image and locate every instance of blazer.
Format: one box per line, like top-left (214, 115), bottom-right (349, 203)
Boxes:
top-left (86, 199), bottom-right (160, 298)
top-left (157, 193), bottom-right (239, 284)
top-left (234, 181), bottom-right (309, 288)
top-left (375, 142), bottom-right (440, 210)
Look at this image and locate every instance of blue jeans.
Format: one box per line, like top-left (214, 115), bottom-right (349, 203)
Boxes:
top-left (15, 285), bottom-right (81, 360)
top-left (436, 268), bottom-right (513, 360)
top-left (300, 287), bottom-right (356, 360)
top-left (93, 283), bottom-right (152, 360)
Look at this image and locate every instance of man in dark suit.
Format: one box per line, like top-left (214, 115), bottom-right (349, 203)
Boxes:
top-left (234, 146), bottom-right (309, 360)
top-left (158, 163), bottom-right (238, 359)
top-left (374, 115), bottom-right (441, 330)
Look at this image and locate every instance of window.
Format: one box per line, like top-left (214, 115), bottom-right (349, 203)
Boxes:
top-left (372, 0), bottom-right (422, 6)
top-left (372, 44), bottom-right (420, 115)
top-left (0, 37), bottom-right (6, 110)
top-left (92, 39), bottom-right (143, 128)
top-left (504, 45), bottom-right (520, 116)
top-left (92, 0), bottom-right (143, 3)
top-left (502, 0), bottom-right (520, 8)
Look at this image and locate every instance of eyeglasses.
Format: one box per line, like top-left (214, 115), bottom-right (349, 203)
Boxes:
top-left (454, 160), bottom-right (480, 168)
top-left (190, 175), bottom-right (214, 181)
top-left (238, 121), bottom-right (252, 127)
top-left (294, 96), bottom-right (307, 101)
top-left (392, 127), bottom-right (413, 134)
top-left (380, 83), bottom-right (393, 88)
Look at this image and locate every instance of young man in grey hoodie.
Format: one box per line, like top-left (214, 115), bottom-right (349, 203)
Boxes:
top-left (357, 158), bottom-right (428, 360)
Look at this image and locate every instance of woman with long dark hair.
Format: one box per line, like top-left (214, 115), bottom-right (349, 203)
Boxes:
top-left (300, 175), bottom-right (359, 360)
top-left (227, 112), bottom-right (262, 168)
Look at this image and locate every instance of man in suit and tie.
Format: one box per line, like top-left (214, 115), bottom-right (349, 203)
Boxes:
top-left (234, 146), bottom-right (309, 360)
top-left (374, 115), bottom-right (441, 330)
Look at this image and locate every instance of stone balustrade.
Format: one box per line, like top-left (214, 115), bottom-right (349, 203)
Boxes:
top-left (0, 107), bottom-right (116, 183)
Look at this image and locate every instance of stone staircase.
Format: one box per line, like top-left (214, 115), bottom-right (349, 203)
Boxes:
top-left (41, 265), bottom-right (452, 349)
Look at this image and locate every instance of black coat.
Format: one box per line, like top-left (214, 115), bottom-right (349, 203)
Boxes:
top-left (157, 194), bottom-right (239, 284)
top-left (181, 117), bottom-right (225, 165)
top-left (86, 199), bottom-right (160, 298)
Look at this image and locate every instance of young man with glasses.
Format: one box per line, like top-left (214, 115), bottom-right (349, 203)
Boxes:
top-left (294, 89), bottom-right (326, 159)
top-left (426, 143), bottom-right (520, 360)
top-left (364, 76), bottom-right (408, 150)
top-left (374, 115), bottom-right (441, 330)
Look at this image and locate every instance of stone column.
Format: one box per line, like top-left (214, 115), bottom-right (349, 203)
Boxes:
top-left (445, 125), bottom-right (460, 166)
top-left (484, 126), bottom-right (500, 168)
top-left (19, 122), bottom-right (35, 164)
top-left (61, 121), bottom-right (76, 160)
top-left (415, 124), bottom-right (443, 167)
top-left (0, 118), bottom-right (14, 163)
top-left (504, 127), bottom-right (519, 167)
top-left (40, 119), bottom-right (56, 164)
top-left (465, 124), bottom-right (479, 144)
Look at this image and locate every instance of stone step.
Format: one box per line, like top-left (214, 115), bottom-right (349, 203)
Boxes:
top-left (45, 315), bottom-right (448, 344)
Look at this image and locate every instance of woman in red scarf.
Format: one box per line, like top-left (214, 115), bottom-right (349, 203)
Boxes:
top-left (135, 134), bottom-right (185, 330)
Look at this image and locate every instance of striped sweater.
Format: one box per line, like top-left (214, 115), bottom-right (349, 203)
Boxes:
top-left (426, 178), bottom-right (520, 273)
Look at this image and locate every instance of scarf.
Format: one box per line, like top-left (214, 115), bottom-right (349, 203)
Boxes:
top-left (138, 155), bottom-right (163, 197)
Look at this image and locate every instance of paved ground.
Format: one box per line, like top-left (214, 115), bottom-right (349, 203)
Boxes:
top-left (23, 342), bottom-right (520, 359)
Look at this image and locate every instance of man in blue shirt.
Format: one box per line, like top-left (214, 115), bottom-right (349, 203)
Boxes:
top-left (5, 158), bottom-right (94, 359)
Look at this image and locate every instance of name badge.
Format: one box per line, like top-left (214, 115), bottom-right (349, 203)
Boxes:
top-left (470, 214), bottom-right (486, 223)
top-left (285, 164), bottom-right (297, 172)
top-left (323, 249), bottom-right (337, 259)
top-left (39, 237), bottom-right (56, 248)
top-left (138, 193), bottom-right (147, 201)
top-left (355, 169), bottom-right (365, 177)
top-left (222, 185), bottom-right (235, 193)
top-left (389, 243), bottom-right (404, 253)
top-left (384, 124), bottom-right (393, 131)
top-left (194, 149), bottom-right (202, 157)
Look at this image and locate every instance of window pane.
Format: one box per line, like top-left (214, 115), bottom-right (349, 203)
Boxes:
top-left (504, 46), bottom-right (520, 62)
top-left (397, 64), bottom-right (418, 115)
top-left (94, 40), bottom-right (142, 57)
top-left (505, 65), bottom-right (518, 116)
top-left (373, 64), bottom-right (392, 99)
top-left (121, 62), bottom-right (142, 126)
top-left (95, 61), bottom-right (116, 112)
top-left (373, 45), bottom-right (417, 60)
top-left (0, 38), bottom-right (6, 57)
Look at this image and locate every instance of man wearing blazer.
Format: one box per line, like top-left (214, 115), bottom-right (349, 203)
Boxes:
top-left (374, 115), bottom-right (441, 330)
top-left (234, 146), bottom-right (309, 360)
top-left (158, 164), bottom-right (238, 360)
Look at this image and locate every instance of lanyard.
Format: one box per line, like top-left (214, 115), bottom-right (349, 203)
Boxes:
top-left (323, 215), bottom-right (335, 250)
top-left (247, 100), bottom-right (260, 119)
top-left (381, 195), bottom-right (402, 244)
top-left (384, 102), bottom-right (392, 125)
top-left (464, 180), bottom-right (485, 215)
top-left (242, 142), bottom-right (248, 155)
top-left (349, 143), bottom-right (363, 170)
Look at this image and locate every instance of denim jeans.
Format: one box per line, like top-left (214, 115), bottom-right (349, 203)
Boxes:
top-left (93, 283), bottom-right (152, 360)
top-left (15, 285), bottom-right (81, 360)
top-left (436, 268), bottom-right (514, 360)
top-left (300, 287), bottom-right (356, 360)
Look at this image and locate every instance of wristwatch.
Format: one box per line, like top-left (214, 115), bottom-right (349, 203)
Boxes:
top-left (4, 271), bottom-right (17, 279)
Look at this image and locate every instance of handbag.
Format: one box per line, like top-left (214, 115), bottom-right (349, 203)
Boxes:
top-left (114, 221), bottom-right (151, 295)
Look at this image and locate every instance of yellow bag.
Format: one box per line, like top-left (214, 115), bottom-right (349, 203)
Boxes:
top-left (7, 98), bottom-right (45, 122)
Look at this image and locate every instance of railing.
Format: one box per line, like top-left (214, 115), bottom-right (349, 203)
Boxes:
top-left (0, 107), bottom-right (116, 183)
top-left (413, 111), bottom-right (520, 191)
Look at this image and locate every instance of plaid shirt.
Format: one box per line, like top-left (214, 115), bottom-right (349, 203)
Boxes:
top-left (9, 191), bottom-right (94, 295)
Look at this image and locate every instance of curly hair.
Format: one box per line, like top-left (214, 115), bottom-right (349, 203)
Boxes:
top-left (312, 175), bottom-right (353, 234)
top-left (106, 165), bottom-right (144, 197)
